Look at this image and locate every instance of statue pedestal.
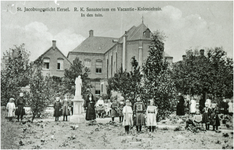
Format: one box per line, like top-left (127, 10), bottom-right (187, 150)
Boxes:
top-left (70, 97), bottom-right (85, 123)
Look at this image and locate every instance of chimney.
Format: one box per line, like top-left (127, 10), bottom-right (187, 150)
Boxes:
top-left (52, 40), bottom-right (56, 49)
top-left (122, 31), bottom-right (127, 71)
top-left (200, 49), bottom-right (204, 56)
top-left (89, 30), bottom-right (93, 37)
top-left (182, 55), bottom-right (186, 61)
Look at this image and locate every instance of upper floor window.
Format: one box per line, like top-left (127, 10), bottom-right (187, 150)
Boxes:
top-left (57, 58), bottom-right (64, 70)
top-left (84, 59), bottom-right (91, 68)
top-left (43, 57), bottom-right (50, 70)
top-left (96, 59), bottom-right (102, 74)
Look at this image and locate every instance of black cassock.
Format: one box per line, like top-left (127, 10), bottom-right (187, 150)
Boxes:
top-left (84, 93), bottom-right (96, 120)
top-left (176, 95), bottom-right (185, 116)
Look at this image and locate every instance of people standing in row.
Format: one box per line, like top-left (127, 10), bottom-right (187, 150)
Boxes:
top-left (146, 99), bottom-right (158, 132)
top-left (133, 96), bottom-right (146, 133)
top-left (117, 98), bottom-right (125, 123)
top-left (6, 98), bottom-right (16, 121)
top-left (176, 93), bottom-right (185, 116)
top-left (54, 97), bottom-right (62, 121)
top-left (122, 100), bottom-right (133, 134)
top-left (84, 89), bottom-right (96, 124)
top-left (110, 97), bottom-right (118, 122)
top-left (15, 93), bottom-right (26, 122)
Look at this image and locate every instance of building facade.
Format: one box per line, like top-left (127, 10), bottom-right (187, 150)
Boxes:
top-left (67, 23), bottom-right (173, 96)
top-left (35, 40), bottom-right (71, 78)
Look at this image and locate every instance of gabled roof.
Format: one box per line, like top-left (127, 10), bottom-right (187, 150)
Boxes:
top-left (118, 23), bottom-right (152, 43)
top-left (34, 46), bottom-right (71, 64)
top-left (70, 36), bottom-right (117, 54)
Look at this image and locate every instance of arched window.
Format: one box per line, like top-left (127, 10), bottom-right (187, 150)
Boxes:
top-left (96, 59), bottom-right (102, 74)
top-left (43, 57), bottom-right (50, 70)
top-left (57, 58), bottom-right (64, 70)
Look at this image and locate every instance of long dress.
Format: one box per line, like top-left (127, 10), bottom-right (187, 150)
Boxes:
top-left (210, 108), bottom-right (220, 127)
top-left (84, 94), bottom-right (96, 121)
top-left (202, 107), bottom-right (211, 124)
top-left (62, 101), bottom-right (69, 116)
top-left (6, 102), bottom-right (16, 117)
top-left (122, 105), bottom-right (133, 126)
top-left (117, 102), bottom-right (125, 117)
top-left (146, 105), bottom-right (157, 127)
top-left (15, 97), bottom-right (25, 116)
top-left (133, 101), bottom-right (146, 126)
top-left (111, 101), bottom-right (118, 117)
top-left (176, 95), bottom-right (185, 116)
top-left (54, 101), bottom-right (62, 117)
top-left (190, 99), bottom-right (196, 114)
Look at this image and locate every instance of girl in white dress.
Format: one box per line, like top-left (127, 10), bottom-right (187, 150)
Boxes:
top-left (190, 96), bottom-right (197, 116)
top-left (6, 98), bottom-right (16, 121)
top-left (146, 99), bottom-right (158, 132)
top-left (122, 100), bottom-right (133, 134)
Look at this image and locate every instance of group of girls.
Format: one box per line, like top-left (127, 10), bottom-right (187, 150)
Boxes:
top-left (111, 96), bottom-right (158, 134)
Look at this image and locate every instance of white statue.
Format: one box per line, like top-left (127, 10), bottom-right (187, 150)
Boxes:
top-left (75, 76), bottom-right (82, 97)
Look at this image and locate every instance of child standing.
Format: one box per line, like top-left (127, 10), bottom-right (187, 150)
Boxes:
top-left (202, 103), bottom-right (211, 130)
top-left (110, 97), bottom-right (118, 122)
top-left (6, 98), bottom-right (16, 121)
top-left (117, 98), bottom-right (125, 123)
top-left (122, 100), bottom-right (133, 134)
top-left (210, 103), bottom-right (220, 131)
top-left (146, 99), bottom-right (158, 132)
top-left (133, 96), bottom-right (146, 133)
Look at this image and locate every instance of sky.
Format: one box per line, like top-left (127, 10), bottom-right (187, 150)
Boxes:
top-left (1, 1), bottom-right (233, 62)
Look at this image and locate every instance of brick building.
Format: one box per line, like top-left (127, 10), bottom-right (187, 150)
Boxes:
top-left (68, 22), bottom-right (173, 96)
top-left (35, 40), bottom-right (71, 78)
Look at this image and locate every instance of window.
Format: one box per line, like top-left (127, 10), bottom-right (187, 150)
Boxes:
top-left (43, 58), bottom-right (50, 70)
top-left (95, 82), bottom-right (100, 95)
top-left (143, 29), bottom-right (150, 38)
top-left (96, 59), bottom-right (102, 74)
top-left (57, 58), bottom-right (64, 70)
top-left (84, 59), bottom-right (91, 68)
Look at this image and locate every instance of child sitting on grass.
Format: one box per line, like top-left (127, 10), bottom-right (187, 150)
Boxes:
top-left (185, 109), bottom-right (203, 132)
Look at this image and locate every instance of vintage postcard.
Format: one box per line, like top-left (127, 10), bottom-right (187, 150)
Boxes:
top-left (1, 1), bottom-right (233, 149)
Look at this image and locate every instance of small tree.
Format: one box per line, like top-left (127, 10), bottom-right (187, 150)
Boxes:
top-left (142, 31), bottom-right (176, 120)
top-left (28, 61), bottom-right (51, 122)
top-left (107, 56), bottom-right (143, 105)
top-left (1, 44), bottom-right (30, 106)
top-left (63, 57), bottom-right (91, 98)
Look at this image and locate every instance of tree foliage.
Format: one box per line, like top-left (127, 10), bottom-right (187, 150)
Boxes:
top-left (28, 60), bottom-right (53, 121)
top-left (172, 47), bottom-right (233, 100)
top-left (1, 44), bottom-right (30, 106)
top-left (63, 57), bottom-right (91, 98)
top-left (142, 31), bottom-right (176, 120)
top-left (107, 56), bottom-right (143, 105)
